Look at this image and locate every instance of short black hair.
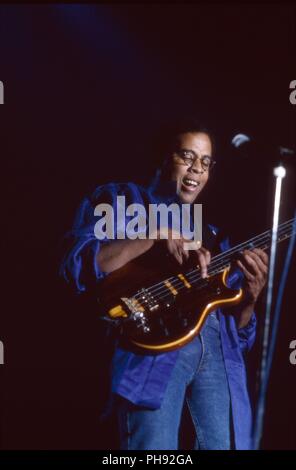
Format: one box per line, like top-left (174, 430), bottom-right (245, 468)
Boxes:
top-left (150, 116), bottom-right (216, 172)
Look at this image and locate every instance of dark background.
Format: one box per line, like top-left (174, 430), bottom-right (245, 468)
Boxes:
top-left (0, 4), bottom-right (295, 450)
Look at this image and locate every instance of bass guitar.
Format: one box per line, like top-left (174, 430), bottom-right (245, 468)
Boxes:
top-left (97, 218), bottom-right (295, 353)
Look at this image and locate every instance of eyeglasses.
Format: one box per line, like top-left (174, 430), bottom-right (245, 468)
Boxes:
top-left (173, 149), bottom-right (216, 171)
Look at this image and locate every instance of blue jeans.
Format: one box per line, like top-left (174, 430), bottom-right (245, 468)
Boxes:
top-left (116, 312), bottom-right (232, 450)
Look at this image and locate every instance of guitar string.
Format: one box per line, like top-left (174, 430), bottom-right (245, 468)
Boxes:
top-left (145, 229), bottom-right (292, 305)
top-left (179, 218), bottom-right (294, 278)
top-left (133, 219), bottom-right (295, 302)
top-left (154, 235), bottom-right (280, 300)
top-left (133, 218), bottom-right (294, 300)
top-left (132, 219), bottom-right (295, 304)
top-left (183, 222), bottom-right (294, 285)
top-left (147, 224), bottom-right (296, 306)
top-left (158, 221), bottom-right (296, 302)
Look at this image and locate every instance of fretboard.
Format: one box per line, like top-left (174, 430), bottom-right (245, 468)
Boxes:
top-left (180, 217), bottom-right (296, 287)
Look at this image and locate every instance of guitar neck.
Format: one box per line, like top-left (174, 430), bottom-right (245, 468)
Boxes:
top-left (124, 217), bottom-right (296, 308)
top-left (186, 217), bottom-right (296, 281)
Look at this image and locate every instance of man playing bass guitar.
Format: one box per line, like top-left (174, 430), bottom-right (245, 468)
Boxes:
top-left (61, 119), bottom-right (268, 450)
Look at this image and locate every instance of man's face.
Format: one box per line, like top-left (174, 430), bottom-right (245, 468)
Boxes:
top-left (167, 132), bottom-right (212, 204)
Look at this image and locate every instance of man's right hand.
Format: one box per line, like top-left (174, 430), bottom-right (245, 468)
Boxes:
top-left (155, 228), bottom-right (211, 278)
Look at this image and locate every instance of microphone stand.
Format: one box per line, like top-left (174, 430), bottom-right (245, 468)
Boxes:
top-left (252, 161), bottom-right (286, 450)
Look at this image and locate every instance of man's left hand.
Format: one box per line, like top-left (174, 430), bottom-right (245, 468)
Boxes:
top-left (236, 248), bottom-right (269, 305)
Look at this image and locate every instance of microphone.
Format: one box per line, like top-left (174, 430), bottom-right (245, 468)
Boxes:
top-left (231, 133), bottom-right (295, 161)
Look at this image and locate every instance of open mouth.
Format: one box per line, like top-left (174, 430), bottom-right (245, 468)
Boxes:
top-left (181, 177), bottom-right (200, 190)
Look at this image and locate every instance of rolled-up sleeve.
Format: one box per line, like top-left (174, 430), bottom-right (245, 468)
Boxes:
top-left (219, 236), bottom-right (257, 354)
top-left (237, 312), bottom-right (257, 354)
top-left (60, 184), bottom-right (116, 293)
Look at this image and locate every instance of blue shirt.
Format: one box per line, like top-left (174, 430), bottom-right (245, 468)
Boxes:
top-left (60, 175), bottom-right (257, 450)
